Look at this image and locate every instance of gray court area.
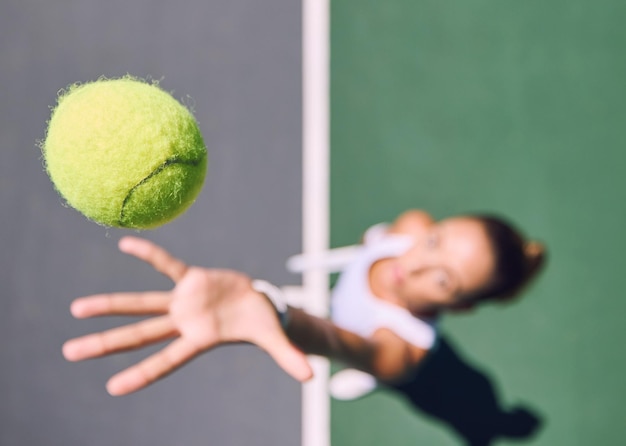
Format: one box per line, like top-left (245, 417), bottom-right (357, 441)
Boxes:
top-left (1, 1), bottom-right (303, 445)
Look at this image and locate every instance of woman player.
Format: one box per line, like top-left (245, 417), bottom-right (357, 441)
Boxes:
top-left (62, 209), bottom-right (546, 397)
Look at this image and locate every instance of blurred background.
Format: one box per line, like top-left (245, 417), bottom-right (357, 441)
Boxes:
top-left (2, 1), bottom-right (626, 445)
top-left (331, 1), bottom-right (626, 445)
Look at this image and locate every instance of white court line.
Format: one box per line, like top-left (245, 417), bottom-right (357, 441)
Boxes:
top-left (302, 1), bottom-right (330, 446)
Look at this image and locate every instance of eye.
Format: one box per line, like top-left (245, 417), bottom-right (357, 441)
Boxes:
top-left (435, 271), bottom-right (450, 290)
top-left (426, 232), bottom-right (439, 249)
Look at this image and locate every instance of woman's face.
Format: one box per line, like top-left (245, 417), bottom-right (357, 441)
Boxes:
top-left (388, 217), bottom-right (496, 314)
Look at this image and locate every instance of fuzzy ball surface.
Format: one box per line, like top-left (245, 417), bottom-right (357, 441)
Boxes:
top-left (42, 77), bottom-right (207, 229)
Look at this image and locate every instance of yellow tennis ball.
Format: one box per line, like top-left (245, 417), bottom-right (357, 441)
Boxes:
top-left (42, 76), bottom-right (207, 229)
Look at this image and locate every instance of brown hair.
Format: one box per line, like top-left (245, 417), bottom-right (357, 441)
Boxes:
top-left (467, 214), bottom-right (546, 303)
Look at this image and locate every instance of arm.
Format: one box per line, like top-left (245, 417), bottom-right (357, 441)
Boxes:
top-left (285, 308), bottom-right (429, 382)
top-left (63, 236), bottom-right (427, 395)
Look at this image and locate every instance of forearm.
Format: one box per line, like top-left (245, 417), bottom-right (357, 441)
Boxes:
top-left (284, 307), bottom-right (428, 381)
top-left (252, 283), bottom-right (425, 381)
top-left (285, 307), bottom-right (377, 374)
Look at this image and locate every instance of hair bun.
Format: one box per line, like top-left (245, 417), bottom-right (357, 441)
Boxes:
top-left (524, 241), bottom-right (546, 278)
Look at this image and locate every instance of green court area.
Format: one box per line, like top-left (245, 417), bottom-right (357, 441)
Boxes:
top-left (330, 1), bottom-right (626, 445)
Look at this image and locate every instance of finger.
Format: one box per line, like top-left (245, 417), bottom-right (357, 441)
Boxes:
top-left (257, 329), bottom-right (314, 382)
top-left (118, 236), bottom-right (188, 283)
top-left (106, 338), bottom-right (199, 396)
top-left (63, 315), bottom-right (176, 361)
top-left (70, 292), bottom-right (171, 318)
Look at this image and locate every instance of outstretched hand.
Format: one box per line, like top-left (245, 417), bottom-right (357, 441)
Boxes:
top-left (62, 236), bottom-right (313, 396)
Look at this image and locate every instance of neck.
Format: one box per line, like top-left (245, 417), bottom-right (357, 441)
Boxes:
top-left (411, 309), bottom-right (440, 320)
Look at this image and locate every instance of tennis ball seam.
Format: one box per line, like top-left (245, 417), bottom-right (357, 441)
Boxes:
top-left (119, 155), bottom-right (205, 226)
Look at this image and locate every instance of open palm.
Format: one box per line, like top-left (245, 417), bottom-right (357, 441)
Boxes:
top-left (62, 236), bottom-right (312, 396)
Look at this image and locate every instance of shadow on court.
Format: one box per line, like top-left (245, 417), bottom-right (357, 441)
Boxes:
top-left (391, 336), bottom-right (544, 446)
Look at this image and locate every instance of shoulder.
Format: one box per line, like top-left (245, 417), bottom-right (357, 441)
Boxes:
top-left (388, 209), bottom-right (434, 236)
top-left (370, 327), bottom-right (430, 380)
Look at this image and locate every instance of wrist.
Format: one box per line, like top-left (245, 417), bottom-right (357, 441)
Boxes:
top-left (251, 280), bottom-right (290, 329)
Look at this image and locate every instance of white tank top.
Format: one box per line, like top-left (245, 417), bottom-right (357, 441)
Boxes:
top-left (330, 227), bottom-right (438, 350)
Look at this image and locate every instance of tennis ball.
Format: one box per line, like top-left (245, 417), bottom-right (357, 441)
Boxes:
top-left (42, 76), bottom-right (207, 229)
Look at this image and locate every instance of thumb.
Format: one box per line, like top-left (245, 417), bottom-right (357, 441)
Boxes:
top-left (259, 330), bottom-right (314, 382)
